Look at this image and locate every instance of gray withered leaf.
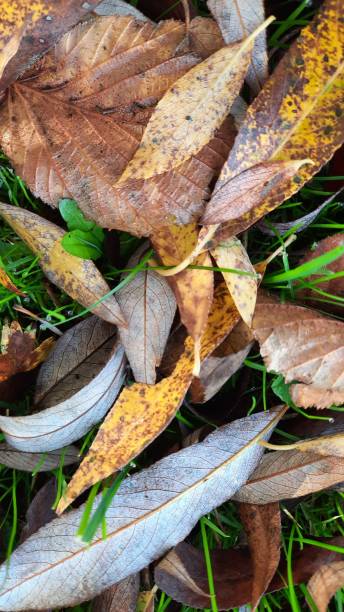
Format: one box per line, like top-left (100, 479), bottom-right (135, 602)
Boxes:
top-left (0, 325), bottom-right (126, 452)
top-left (117, 244), bottom-right (176, 384)
top-left (0, 444), bottom-right (79, 472)
top-left (234, 450), bottom-right (344, 504)
top-left (0, 407), bottom-right (284, 611)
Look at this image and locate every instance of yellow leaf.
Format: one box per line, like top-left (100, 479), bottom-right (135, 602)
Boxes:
top-left (57, 281), bottom-right (241, 513)
top-left (211, 237), bottom-right (257, 326)
top-left (118, 20), bottom-right (274, 182)
top-left (0, 203), bottom-right (126, 327)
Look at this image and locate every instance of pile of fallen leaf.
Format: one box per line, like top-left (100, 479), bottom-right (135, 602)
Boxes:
top-left (0, 0), bottom-right (343, 610)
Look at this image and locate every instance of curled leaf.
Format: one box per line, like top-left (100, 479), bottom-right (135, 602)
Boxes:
top-left (0, 320), bottom-right (53, 383)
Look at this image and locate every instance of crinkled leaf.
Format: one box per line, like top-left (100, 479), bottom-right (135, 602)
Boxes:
top-left (0, 408), bottom-right (284, 610)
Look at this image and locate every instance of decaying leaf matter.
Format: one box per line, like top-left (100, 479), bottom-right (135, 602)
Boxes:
top-left (0, 408), bottom-right (284, 611)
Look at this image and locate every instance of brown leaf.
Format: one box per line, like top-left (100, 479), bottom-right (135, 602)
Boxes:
top-left (0, 320), bottom-right (53, 383)
top-left (155, 537), bottom-right (344, 610)
top-left (308, 558), bottom-right (344, 612)
top-left (0, 0), bottom-right (102, 91)
top-left (211, 236), bottom-right (257, 325)
top-left (253, 292), bottom-right (344, 408)
top-left (239, 502), bottom-right (281, 610)
top-left (234, 450), bottom-right (344, 504)
top-left (117, 244), bottom-right (176, 384)
top-left (297, 232), bottom-right (344, 313)
top-left (20, 479), bottom-right (57, 543)
top-left (207, 0), bottom-right (268, 94)
top-left (212, 0), bottom-right (344, 240)
top-left (92, 574), bottom-right (140, 612)
top-left (137, 589), bottom-right (156, 612)
top-left (118, 30), bottom-right (256, 182)
top-left (188, 16), bottom-right (224, 59)
top-left (190, 319), bottom-right (253, 403)
top-left (0, 267), bottom-right (25, 295)
top-left (57, 281), bottom-right (242, 512)
top-left (0, 203), bottom-right (126, 327)
top-left (0, 15), bottom-right (228, 237)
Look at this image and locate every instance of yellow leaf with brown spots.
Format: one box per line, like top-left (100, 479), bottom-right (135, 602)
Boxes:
top-left (0, 0), bottom-right (102, 91)
top-left (118, 33), bottom-right (256, 182)
top-left (0, 203), bottom-right (126, 327)
top-left (211, 237), bottom-right (257, 326)
top-left (57, 281), bottom-right (241, 512)
top-left (212, 0), bottom-right (344, 240)
top-left (152, 224), bottom-right (214, 343)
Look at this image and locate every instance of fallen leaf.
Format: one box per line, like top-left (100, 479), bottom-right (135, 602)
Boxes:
top-left (118, 23), bottom-right (262, 182)
top-left (92, 574), bottom-right (140, 612)
top-left (234, 449), bottom-right (344, 504)
top-left (211, 237), bottom-right (257, 326)
top-left (0, 327), bottom-right (126, 452)
top-left (190, 319), bottom-right (253, 403)
top-left (207, 0), bottom-right (268, 94)
top-left (0, 407), bottom-right (284, 610)
top-left (35, 316), bottom-right (119, 407)
top-left (308, 558), bottom-right (344, 612)
top-left (0, 0), bottom-right (102, 91)
top-left (155, 537), bottom-right (344, 610)
top-left (0, 26), bottom-right (23, 83)
top-left (94, 0), bottom-right (149, 19)
top-left (263, 432), bottom-right (344, 458)
top-left (0, 267), bottom-right (25, 295)
top-left (297, 232), bottom-right (344, 313)
top-left (212, 0), bottom-right (344, 239)
top-left (252, 292), bottom-right (344, 408)
top-left (0, 443), bottom-right (79, 472)
top-left (20, 479), bottom-right (57, 543)
top-left (0, 203), bottom-right (126, 327)
top-left (117, 244), bottom-right (176, 384)
top-left (188, 16), bottom-right (224, 59)
top-left (137, 588), bottom-right (156, 612)
top-left (56, 281), bottom-right (242, 511)
top-left (239, 502), bottom-right (281, 610)
top-left (0, 320), bottom-right (53, 383)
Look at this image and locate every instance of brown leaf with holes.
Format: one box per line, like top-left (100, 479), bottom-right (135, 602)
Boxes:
top-left (155, 538), bottom-right (344, 610)
top-left (0, 321), bottom-right (54, 383)
top-left (308, 558), bottom-right (344, 612)
top-left (239, 502), bottom-right (281, 610)
top-left (253, 292), bottom-right (344, 408)
top-left (57, 281), bottom-right (241, 512)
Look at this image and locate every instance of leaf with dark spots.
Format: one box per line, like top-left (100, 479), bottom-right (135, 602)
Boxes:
top-left (0, 203), bottom-right (126, 327)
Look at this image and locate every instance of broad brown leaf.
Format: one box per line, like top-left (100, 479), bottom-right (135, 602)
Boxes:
top-left (117, 244), bottom-right (176, 384)
top-left (57, 282), bottom-right (242, 512)
top-left (308, 558), bottom-right (344, 612)
top-left (188, 17), bottom-right (224, 59)
top-left (0, 203), bottom-right (126, 326)
top-left (155, 537), bottom-right (344, 610)
top-left (0, 320), bottom-right (53, 383)
top-left (0, 0), bottom-right (102, 90)
top-left (92, 574), bottom-right (140, 612)
top-left (212, 0), bottom-right (344, 240)
top-left (207, 0), bottom-right (268, 94)
top-left (239, 502), bottom-right (281, 610)
top-left (253, 293), bottom-right (344, 408)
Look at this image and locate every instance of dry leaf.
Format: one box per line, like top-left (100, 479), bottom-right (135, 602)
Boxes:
top-left (0, 443), bottom-right (79, 472)
top-left (0, 327), bottom-right (126, 452)
top-left (155, 537), bottom-right (344, 610)
top-left (190, 319), bottom-right (253, 403)
top-left (0, 203), bottom-right (126, 327)
top-left (94, 0), bottom-right (149, 19)
top-left (0, 320), bottom-right (53, 383)
top-left (92, 574), bottom-right (140, 612)
top-left (234, 449), bottom-right (344, 504)
top-left (308, 558), bottom-right (344, 612)
top-left (117, 244), bottom-right (176, 384)
top-left (56, 282), bottom-right (244, 512)
top-left (207, 0), bottom-right (267, 94)
top-left (0, 26), bottom-right (23, 83)
top-left (137, 589), bottom-right (156, 612)
top-left (213, 0), bottom-right (344, 239)
top-left (211, 237), bottom-right (257, 326)
top-left (297, 232), bottom-right (344, 313)
top-left (0, 267), bottom-right (25, 295)
top-left (253, 293), bottom-right (344, 408)
top-left (0, 0), bottom-right (102, 90)
top-left (239, 502), bottom-right (281, 610)
top-left (188, 16), bottom-right (224, 59)
top-left (118, 30), bottom-right (256, 182)
top-left (20, 479), bottom-right (57, 543)
top-left (265, 432), bottom-right (344, 458)
top-left (34, 316), bottom-right (118, 407)
top-left (0, 408), bottom-right (284, 610)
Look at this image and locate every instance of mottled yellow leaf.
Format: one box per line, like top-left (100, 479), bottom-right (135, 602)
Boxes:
top-left (57, 282), bottom-right (241, 512)
top-left (211, 237), bottom-right (257, 326)
top-left (0, 203), bottom-right (126, 327)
